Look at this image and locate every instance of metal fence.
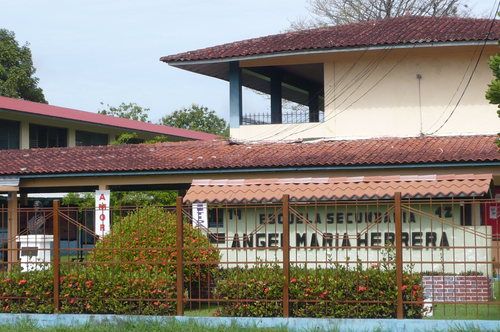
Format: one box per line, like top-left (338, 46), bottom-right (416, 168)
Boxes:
top-left (0, 195), bottom-right (498, 319)
top-left (242, 111), bottom-right (325, 125)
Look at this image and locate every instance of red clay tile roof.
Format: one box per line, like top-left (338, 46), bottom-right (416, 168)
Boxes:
top-left (184, 174), bottom-right (493, 203)
top-left (161, 16), bottom-right (500, 63)
top-left (0, 135), bottom-right (497, 176)
top-left (0, 96), bottom-right (218, 141)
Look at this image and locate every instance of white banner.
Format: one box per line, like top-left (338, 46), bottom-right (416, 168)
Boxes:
top-left (95, 190), bottom-right (110, 237)
top-left (192, 203), bottom-right (208, 229)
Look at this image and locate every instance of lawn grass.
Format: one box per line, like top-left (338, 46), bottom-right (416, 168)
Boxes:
top-left (185, 304), bottom-right (218, 317)
top-left (0, 319), bottom-right (497, 332)
top-left (184, 300), bottom-right (500, 320)
top-left (430, 303), bottom-right (500, 320)
top-left (0, 319), bottom-right (287, 332)
top-left (430, 280), bottom-right (500, 320)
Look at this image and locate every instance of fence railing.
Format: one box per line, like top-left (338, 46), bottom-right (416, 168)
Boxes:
top-left (0, 195), bottom-right (498, 319)
top-left (242, 111), bottom-right (324, 125)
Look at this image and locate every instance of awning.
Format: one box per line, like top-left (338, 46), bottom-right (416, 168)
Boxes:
top-left (0, 177), bottom-right (19, 192)
top-left (184, 174), bottom-right (493, 204)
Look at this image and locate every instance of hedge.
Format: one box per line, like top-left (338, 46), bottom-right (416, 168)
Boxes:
top-left (0, 266), bottom-right (176, 315)
top-left (0, 207), bottom-right (219, 315)
top-left (215, 264), bottom-right (423, 318)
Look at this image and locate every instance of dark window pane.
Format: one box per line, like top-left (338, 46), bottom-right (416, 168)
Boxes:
top-left (75, 130), bottom-right (108, 146)
top-left (208, 208), bottom-right (224, 228)
top-left (29, 124), bottom-right (67, 148)
top-left (0, 119), bottom-right (20, 150)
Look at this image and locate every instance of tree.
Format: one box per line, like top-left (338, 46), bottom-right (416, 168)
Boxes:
top-left (0, 29), bottom-right (46, 102)
top-left (486, 53), bottom-right (500, 145)
top-left (98, 102), bottom-right (150, 122)
top-left (92, 102), bottom-right (175, 206)
top-left (486, 54), bottom-right (500, 109)
top-left (291, 0), bottom-right (469, 29)
top-left (98, 102), bottom-right (165, 144)
top-left (161, 104), bottom-right (229, 137)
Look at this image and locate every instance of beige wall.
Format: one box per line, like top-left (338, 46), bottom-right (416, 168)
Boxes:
top-left (232, 45), bottom-right (499, 141)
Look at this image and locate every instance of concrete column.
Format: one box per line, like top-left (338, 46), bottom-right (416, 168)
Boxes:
top-left (98, 184), bottom-right (109, 191)
top-left (308, 89), bottom-right (320, 123)
top-left (270, 73), bottom-right (282, 124)
top-left (7, 192), bottom-right (18, 270)
top-left (20, 121), bottom-right (29, 149)
top-left (68, 128), bottom-right (76, 147)
top-left (20, 193), bottom-right (28, 207)
top-left (229, 61), bottom-right (242, 128)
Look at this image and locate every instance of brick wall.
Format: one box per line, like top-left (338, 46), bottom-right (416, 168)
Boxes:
top-left (423, 275), bottom-right (491, 302)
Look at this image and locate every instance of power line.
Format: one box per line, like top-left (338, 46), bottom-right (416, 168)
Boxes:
top-left (426, 0), bottom-right (500, 135)
top-left (252, 46), bottom-right (399, 142)
top-left (274, 48), bottom-right (411, 142)
top-left (238, 48), bottom-right (374, 141)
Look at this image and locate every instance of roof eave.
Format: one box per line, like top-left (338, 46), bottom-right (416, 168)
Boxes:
top-left (15, 160), bottom-right (500, 180)
top-left (162, 40), bottom-right (498, 67)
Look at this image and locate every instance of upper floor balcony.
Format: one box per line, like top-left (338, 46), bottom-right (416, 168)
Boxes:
top-left (227, 62), bottom-right (325, 140)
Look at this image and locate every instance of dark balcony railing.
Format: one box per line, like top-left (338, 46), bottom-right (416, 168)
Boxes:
top-left (242, 111), bottom-right (324, 125)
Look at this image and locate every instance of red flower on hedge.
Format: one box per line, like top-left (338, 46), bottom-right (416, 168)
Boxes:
top-left (319, 291), bottom-right (329, 299)
top-left (18, 279), bottom-right (27, 286)
top-left (357, 286), bottom-right (367, 292)
top-left (264, 287), bottom-right (270, 294)
top-left (290, 278), bottom-right (297, 283)
top-left (401, 285), bottom-right (408, 291)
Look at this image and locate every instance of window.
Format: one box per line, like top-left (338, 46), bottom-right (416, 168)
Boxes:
top-left (29, 124), bottom-right (67, 148)
top-left (0, 120), bottom-right (20, 150)
top-left (460, 203), bottom-right (472, 226)
top-left (75, 130), bottom-right (108, 146)
top-left (208, 208), bottom-right (224, 228)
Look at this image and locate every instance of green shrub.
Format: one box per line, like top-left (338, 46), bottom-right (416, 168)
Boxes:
top-left (89, 206), bottom-right (219, 283)
top-left (0, 266), bottom-right (176, 315)
top-left (0, 268), bottom-right (53, 313)
top-left (215, 263), bottom-right (423, 318)
top-left (0, 207), bottom-right (220, 315)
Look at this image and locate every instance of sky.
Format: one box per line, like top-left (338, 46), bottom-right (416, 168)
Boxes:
top-left (1, 0), bottom-right (496, 122)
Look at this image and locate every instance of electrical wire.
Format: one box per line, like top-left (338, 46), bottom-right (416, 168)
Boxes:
top-left (426, 0), bottom-right (500, 135)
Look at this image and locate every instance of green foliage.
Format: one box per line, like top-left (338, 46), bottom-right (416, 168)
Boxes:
top-left (62, 193), bottom-right (94, 209)
top-left (486, 53), bottom-right (500, 145)
top-left (98, 102), bottom-right (150, 122)
top-left (0, 207), bottom-right (219, 315)
top-left (161, 104), bottom-right (228, 137)
top-left (89, 207), bottom-right (219, 282)
top-left (486, 54), bottom-right (500, 109)
top-left (0, 267), bottom-right (176, 315)
top-left (110, 191), bottom-right (177, 207)
top-left (111, 132), bottom-right (145, 145)
top-left (62, 191), bottom-right (177, 209)
top-left (111, 133), bottom-right (169, 145)
top-left (215, 263), bottom-right (423, 318)
top-left (0, 29), bottom-right (46, 102)
top-left (0, 268), bottom-right (53, 313)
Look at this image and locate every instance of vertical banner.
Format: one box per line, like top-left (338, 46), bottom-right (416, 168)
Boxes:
top-left (192, 203), bottom-right (208, 229)
top-left (95, 190), bottom-right (111, 237)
